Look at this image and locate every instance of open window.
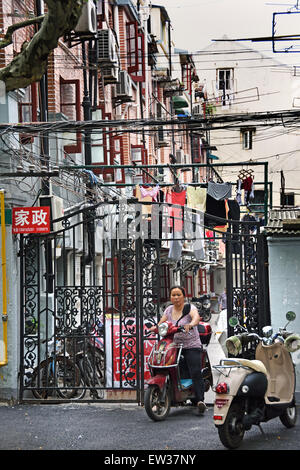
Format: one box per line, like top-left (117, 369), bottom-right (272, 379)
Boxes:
top-left (126, 21), bottom-right (139, 73)
top-left (126, 22), bottom-right (145, 82)
top-left (60, 78), bottom-right (82, 154)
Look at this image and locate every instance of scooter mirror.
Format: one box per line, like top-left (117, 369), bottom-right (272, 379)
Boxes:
top-left (262, 326), bottom-right (273, 338)
top-left (229, 316), bottom-right (239, 328)
top-left (286, 311), bottom-right (296, 322)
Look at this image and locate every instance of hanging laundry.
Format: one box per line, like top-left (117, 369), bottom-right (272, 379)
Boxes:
top-left (168, 232), bottom-right (183, 262)
top-left (166, 188), bottom-right (186, 232)
top-left (135, 184), bottom-right (160, 216)
top-left (227, 199), bottom-right (240, 254)
top-left (207, 181), bottom-right (232, 201)
top-left (236, 179), bottom-right (242, 205)
top-left (187, 186), bottom-right (207, 212)
top-left (204, 194), bottom-right (228, 232)
top-left (139, 184), bottom-right (160, 200)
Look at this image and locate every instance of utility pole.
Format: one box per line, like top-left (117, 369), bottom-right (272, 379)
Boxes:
top-left (36, 0), bottom-right (49, 196)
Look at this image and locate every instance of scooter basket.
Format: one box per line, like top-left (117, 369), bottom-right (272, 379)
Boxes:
top-left (198, 322), bottom-right (212, 345)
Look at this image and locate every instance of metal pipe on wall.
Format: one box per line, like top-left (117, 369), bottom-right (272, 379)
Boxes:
top-left (0, 190), bottom-right (8, 367)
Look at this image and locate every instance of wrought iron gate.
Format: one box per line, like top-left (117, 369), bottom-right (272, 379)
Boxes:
top-left (19, 201), bottom-right (270, 402)
top-left (225, 217), bottom-right (270, 357)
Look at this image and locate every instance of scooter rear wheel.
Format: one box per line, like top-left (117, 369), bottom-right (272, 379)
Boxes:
top-left (145, 385), bottom-right (171, 421)
top-left (217, 402), bottom-right (245, 449)
top-left (280, 404), bottom-right (297, 428)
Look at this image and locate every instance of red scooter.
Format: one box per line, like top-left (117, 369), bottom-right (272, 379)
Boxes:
top-left (145, 320), bottom-right (212, 421)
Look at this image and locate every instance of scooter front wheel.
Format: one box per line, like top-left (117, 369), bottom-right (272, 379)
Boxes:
top-left (145, 385), bottom-right (171, 422)
top-left (217, 402), bottom-right (245, 449)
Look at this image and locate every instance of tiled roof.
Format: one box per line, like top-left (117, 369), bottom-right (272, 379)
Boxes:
top-left (264, 208), bottom-right (300, 235)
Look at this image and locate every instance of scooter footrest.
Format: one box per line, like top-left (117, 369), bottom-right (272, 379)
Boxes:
top-left (180, 379), bottom-right (193, 388)
top-left (267, 396), bottom-right (280, 402)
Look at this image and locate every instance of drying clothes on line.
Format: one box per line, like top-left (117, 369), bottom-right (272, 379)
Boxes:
top-left (227, 199), bottom-right (241, 254)
top-left (237, 176), bottom-right (255, 205)
top-left (168, 232), bottom-right (184, 262)
top-left (183, 209), bottom-right (205, 261)
top-left (166, 189), bottom-right (186, 232)
top-left (186, 186), bottom-right (207, 212)
top-left (168, 213), bottom-right (205, 262)
top-left (204, 195), bottom-right (229, 232)
top-left (139, 184), bottom-right (160, 200)
top-left (135, 184), bottom-right (160, 216)
top-left (236, 179), bottom-right (242, 205)
top-left (207, 181), bottom-right (232, 201)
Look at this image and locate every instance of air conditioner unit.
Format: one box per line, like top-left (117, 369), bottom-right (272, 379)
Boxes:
top-left (97, 29), bottom-right (119, 65)
top-left (192, 103), bottom-right (202, 116)
top-left (175, 149), bottom-right (184, 163)
top-left (116, 71), bottom-right (133, 101)
top-left (75, 0), bottom-right (97, 35)
top-left (102, 65), bottom-right (119, 85)
top-left (39, 195), bottom-right (64, 232)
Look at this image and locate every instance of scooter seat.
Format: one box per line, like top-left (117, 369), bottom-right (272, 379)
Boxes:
top-left (180, 379), bottom-right (193, 388)
top-left (224, 359), bottom-right (267, 375)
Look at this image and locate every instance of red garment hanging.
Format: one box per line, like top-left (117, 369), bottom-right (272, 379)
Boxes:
top-left (166, 190), bottom-right (186, 231)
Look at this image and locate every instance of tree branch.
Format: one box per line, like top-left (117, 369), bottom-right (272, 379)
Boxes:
top-left (0, 16), bottom-right (44, 50)
top-left (0, 0), bottom-right (85, 92)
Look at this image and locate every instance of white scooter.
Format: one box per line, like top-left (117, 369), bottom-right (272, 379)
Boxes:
top-left (213, 311), bottom-right (300, 449)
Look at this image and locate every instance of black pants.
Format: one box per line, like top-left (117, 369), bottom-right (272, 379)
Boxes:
top-left (181, 348), bottom-right (205, 402)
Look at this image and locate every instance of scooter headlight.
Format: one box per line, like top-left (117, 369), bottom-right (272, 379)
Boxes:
top-left (158, 322), bottom-right (169, 337)
top-left (225, 335), bottom-right (242, 356)
top-left (203, 300), bottom-right (211, 309)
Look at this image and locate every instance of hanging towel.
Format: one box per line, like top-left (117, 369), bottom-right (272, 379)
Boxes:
top-left (187, 186), bottom-right (207, 212)
top-left (207, 181), bottom-right (232, 200)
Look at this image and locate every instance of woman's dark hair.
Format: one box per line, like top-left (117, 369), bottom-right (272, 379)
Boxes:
top-left (169, 285), bottom-right (186, 297)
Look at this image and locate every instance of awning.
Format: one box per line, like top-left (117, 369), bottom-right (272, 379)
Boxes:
top-left (172, 95), bottom-right (189, 109)
top-left (208, 154), bottom-right (219, 160)
top-left (175, 109), bottom-right (191, 117)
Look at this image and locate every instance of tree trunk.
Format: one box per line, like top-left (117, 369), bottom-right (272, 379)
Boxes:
top-left (0, 0), bottom-right (85, 92)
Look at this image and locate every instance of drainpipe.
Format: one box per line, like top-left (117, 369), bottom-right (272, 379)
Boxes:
top-left (0, 189), bottom-right (8, 367)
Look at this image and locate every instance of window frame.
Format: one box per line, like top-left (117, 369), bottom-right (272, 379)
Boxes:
top-left (130, 31), bottom-right (146, 83)
top-left (217, 68), bottom-right (234, 92)
top-left (60, 77), bottom-right (82, 154)
top-left (126, 21), bottom-right (139, 74)
top-left (91, 106), bottom-right (108, 171)
top-left (131, 144), bottom-right (149, 184)
top-left (18, 82), bottom-right (38, 144)
top-left (241, 128), bottom-right (255, 150)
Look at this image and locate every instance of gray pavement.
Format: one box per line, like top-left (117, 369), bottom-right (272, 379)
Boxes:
top-left (0, 401), bottom-right (299, 454)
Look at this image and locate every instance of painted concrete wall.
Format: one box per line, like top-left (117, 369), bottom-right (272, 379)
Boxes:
top-left (196, 40), bottom-right (300, 207)
top-left (268, 237), bottom-right (300, 392)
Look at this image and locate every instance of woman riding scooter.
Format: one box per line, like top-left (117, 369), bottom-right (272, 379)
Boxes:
top-left (148, 285), bottom-right (207, 415)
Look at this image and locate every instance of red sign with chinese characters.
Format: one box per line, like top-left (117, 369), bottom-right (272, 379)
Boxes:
top-left (12, 206), bottom-right (51, 234)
